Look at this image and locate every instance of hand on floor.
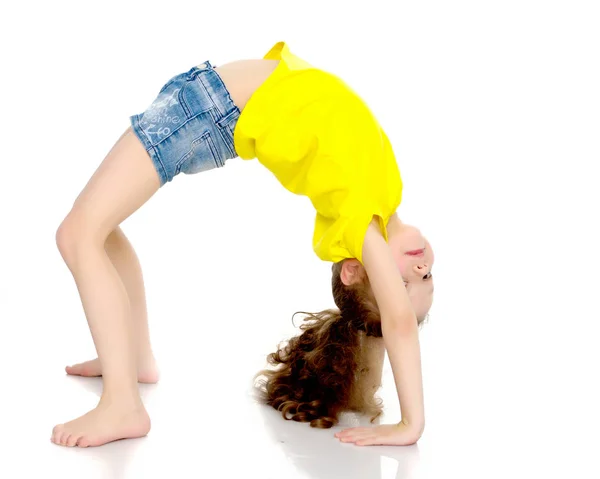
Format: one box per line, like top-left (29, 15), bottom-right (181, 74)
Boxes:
top-left (334, 420), bottom-right (422, 446)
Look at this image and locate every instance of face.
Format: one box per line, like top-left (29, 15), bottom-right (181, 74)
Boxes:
top-left (339, 216), bottom-right (435, 321)
top-left (387, 219), bottom-right (435, 321)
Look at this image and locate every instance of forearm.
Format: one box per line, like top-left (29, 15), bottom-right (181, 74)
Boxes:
top-left (382, 315), bottom-right (425, 431)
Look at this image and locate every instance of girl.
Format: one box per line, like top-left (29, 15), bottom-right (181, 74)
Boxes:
top-left (53, 42), bottom-right (434, 448)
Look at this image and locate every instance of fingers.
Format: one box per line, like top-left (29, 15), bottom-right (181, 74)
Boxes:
top-left (335, 427), bottom-right (380, 446)
top-left (334, 425), bottom-right (419, 446)
top-left (335, 427), bottom-right (369, 437)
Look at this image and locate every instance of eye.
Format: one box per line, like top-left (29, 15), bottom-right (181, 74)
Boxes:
top-left (423, 272), bottom-right (432, 280)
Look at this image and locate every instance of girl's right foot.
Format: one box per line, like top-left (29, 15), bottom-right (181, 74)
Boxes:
top-left (66, 358), bottom-right (159, 384)
top-left (52, 395), bottom-right (151, 447)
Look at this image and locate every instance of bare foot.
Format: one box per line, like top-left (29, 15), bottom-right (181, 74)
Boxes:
top-left (66, 358), bottom-right (159, 384)
top-left (51, 401), bottom-right (150, 448)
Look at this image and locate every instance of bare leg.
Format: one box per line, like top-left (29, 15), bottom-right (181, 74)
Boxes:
top-left (53, 126), bottom-right (160, 447)
top-left (66, 226), bottom-right (159, 384)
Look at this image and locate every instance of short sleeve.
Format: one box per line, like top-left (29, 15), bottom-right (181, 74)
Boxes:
top-left (312, 207), bottom-right (388, 264)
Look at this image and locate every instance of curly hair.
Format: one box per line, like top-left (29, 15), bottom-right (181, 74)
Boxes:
top-left (255, 259), bottom-right (427, 428)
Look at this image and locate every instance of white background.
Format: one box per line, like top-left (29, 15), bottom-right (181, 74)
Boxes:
top-left (1, 0), bottom-right (599, 477)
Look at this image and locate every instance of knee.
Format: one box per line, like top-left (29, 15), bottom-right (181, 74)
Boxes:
top-left (56, 214), bottom-right (103, 266)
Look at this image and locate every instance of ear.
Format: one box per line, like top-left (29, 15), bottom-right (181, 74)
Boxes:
top-left (340, 259), bottom-right (364, 286)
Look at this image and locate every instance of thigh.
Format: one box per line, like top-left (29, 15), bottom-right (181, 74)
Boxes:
top-left (70, 126), bottom-right (161, 241)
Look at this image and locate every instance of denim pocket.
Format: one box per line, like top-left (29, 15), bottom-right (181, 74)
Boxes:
top-left (212, 108), bottom-right (240, 158)
top-left (175, 130), bottom-right (221, 175)
top-left (139, 87), bottom-right (189, 146)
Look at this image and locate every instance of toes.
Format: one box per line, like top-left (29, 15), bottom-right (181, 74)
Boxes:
top-left (51, 425), bottom-right (83, 447)
top-left (66, 363), bottom-right (83, 375)
top-left (52, 425), bottom-right (64, 444)
top-left (66, 434), bottom-right (79, 447)
top-left (59, 431), bottom-right (71, 446)
top-left (77, 437), bottom-right (90, 448)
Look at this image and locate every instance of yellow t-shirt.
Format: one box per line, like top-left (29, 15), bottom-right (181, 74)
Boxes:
top-left (234, 42), bottom-right (402, 264)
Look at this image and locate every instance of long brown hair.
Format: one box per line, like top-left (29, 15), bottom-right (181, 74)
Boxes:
top-left (254, 259), bottom-right (427, 428)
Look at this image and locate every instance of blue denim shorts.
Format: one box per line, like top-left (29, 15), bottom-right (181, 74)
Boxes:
top-left (130, 61), bottom-right (240, 186)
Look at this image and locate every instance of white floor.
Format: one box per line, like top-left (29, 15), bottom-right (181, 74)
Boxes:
top-left (2, 290), bottom-right (599, 479)
top-left (0, 334), bottom-right (600, 479)
top-left (2, 1), bottom-right (600, 477)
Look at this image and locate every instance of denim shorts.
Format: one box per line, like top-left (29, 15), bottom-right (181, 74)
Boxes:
top-left (130, 61), bottom-right (240, 186)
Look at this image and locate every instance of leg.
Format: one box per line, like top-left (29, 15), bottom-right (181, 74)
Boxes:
top-left (65, 226), bottom-right (159, 384)
top-left (53, 126), bottom-right (160, 447)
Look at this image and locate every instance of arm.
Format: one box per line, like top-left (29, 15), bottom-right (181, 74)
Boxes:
top-left (336, 217), bottom-right (424, 445)
top-left (361, 217), bottom-right (425, 431)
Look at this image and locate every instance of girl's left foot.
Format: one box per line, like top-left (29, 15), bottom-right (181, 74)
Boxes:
top-left (66, 357), bottom-right (159, 384)
top-left (51, 400), bottom-right (150, 447)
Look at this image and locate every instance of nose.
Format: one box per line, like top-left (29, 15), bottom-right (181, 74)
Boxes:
top-left (413, 263), bottom-right (430, 275)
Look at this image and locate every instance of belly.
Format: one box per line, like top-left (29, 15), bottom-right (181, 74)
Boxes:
top-left (214, 59), bottom-right (279, 111)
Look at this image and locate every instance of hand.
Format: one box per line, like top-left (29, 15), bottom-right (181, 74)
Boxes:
top-left (334, 420), bottom-right (423, 446)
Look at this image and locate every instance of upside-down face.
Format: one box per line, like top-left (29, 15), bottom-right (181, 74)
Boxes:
top-left (387, 220), bottom-right (435, 321)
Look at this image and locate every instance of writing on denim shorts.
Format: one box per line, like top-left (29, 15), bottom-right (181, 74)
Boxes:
top-left (140, 88), bottom-right (182, 140)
